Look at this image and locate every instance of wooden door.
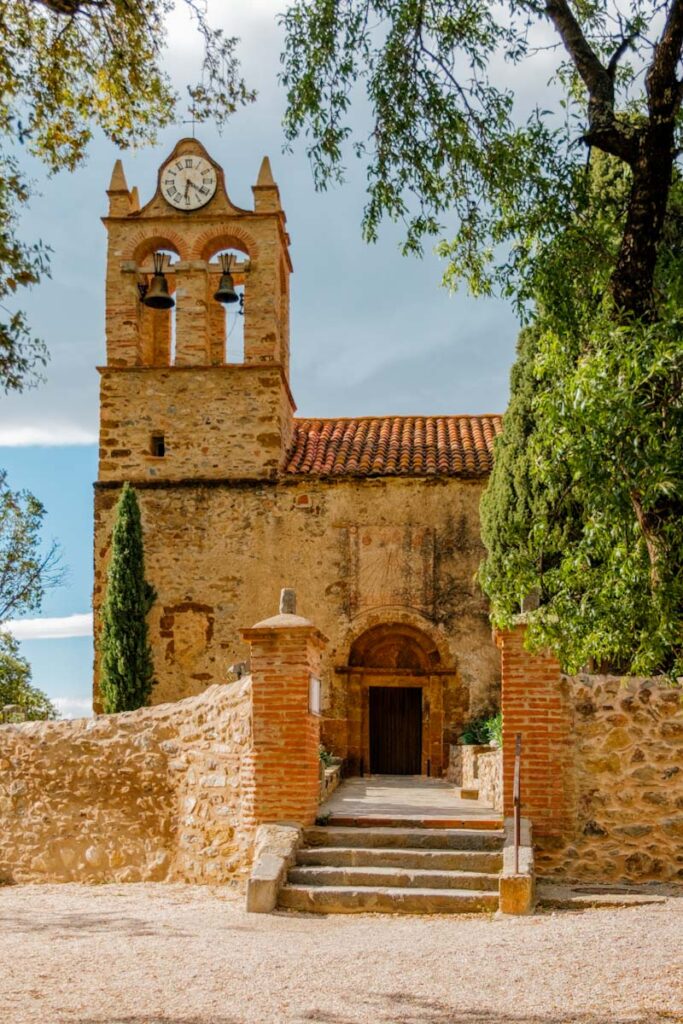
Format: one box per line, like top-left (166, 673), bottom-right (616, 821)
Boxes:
top-left (369, 686), bottom-right (422, 774)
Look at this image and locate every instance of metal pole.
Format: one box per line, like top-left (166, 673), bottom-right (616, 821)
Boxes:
top-left (513, 733), bottom-right (521, 874)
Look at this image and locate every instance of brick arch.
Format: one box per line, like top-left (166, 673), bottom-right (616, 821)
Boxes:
top-left (337, 607), bottom-right (454, 671)
top-left (350, 624), bottom-right (440, 671)
top-left (128, 230), bottom-right (189, 264)
top-left (193, 227), bottom-right (259, 263)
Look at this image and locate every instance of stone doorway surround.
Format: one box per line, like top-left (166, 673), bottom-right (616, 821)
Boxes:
top-left (334, 621), bottom-right (460, 778)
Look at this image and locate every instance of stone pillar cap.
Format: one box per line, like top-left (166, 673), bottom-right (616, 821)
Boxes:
top-left (243, 587), bottom-right (328, 640)
top-left (248, 612), bottom-right (314, 630)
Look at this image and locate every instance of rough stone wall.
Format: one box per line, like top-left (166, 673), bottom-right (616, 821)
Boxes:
top-left (540, 675), bottom-right (683, 883)
top-left (0, 680), bottom-right (252, 885)
top-left (93, 476), bottom-right (500, 747)
top-left (477, 749), bottom-right (503, 812)
top-left (447, 744), bottom-right (502, 811)
top-left (98, 364), bottom-right (293, 483)
top-left (460, 744), bottom-right (492, 790)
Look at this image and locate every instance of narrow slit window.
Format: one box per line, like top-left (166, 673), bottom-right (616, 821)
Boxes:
top-left (151, 433), bottom-right (165, 457)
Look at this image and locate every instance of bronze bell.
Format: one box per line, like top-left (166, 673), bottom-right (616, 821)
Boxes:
top-left (214, 253), bottom-right (239, 304)
top-left (143, 252), bottom-right (175, 310)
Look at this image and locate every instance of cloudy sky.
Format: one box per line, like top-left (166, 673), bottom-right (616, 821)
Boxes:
top-left (4, 0), bottom-right (523, 717)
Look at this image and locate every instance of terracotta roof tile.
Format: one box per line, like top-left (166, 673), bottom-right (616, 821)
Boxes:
top-left (285, 415), bottom-right (502, 478)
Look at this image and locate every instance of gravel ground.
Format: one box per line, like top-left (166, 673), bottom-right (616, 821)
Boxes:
top-left (1, 884), bottom-right (682, 1024)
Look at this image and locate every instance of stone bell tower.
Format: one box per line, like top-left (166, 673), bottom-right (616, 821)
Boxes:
top-left (98, 137), bottom-right (294, 484)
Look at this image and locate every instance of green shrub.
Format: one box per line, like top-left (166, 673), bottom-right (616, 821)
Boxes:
top-left (460, 711), bottom-right (502, 747)
top-left (486, 712), bottom-right (503, 747)
top-left (319, 745), bottom-right (334, 768)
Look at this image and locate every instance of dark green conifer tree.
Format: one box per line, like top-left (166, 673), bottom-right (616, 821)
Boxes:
top-left (99, 483), bottom-right (156, 713)
top-left (479, 326), bottom-right (580, 623)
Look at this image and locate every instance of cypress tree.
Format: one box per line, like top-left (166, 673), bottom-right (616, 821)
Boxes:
top-left (478, 326), bottom-right (579, 625)
top-left (99, 483), bottom-right (156, 713)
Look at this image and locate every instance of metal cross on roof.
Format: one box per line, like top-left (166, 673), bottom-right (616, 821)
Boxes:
top-left (182, 105), bottom-right (199, 138)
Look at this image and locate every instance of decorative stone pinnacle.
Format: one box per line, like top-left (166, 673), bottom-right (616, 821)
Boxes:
top-left (108, 158), bottom-right (129, 193)
top-left (256, 155), bottom-right (276, 187)
top-left (279, 588), bottom-right (296, 615)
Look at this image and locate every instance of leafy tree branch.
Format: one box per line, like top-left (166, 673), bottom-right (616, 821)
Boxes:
top-left (0, 471), bottom-right (64, 623)
top-left (280, 0), bottom-right (683, 317)
top-left (0, 0), bottom-right (254, 392)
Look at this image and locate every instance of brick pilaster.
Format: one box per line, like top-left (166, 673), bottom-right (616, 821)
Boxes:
top-left (496, 625), bottom-right (572, 840)
top-left (174, 262), bottom-right (209, 365)
top-left (241, 597), bottom-right (327, 828)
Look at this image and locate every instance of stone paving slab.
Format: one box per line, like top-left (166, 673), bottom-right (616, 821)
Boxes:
top-left (319, 774), bottom-right (502, 823)
top-left (537, 881), bottom-right (675, 910)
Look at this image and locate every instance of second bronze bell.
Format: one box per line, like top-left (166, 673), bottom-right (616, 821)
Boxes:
top-left (143, 252), bottom-right (175, 310)
top-left (214, 253), bottom-right (239, 304)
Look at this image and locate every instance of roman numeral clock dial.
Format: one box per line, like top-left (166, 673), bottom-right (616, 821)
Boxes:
top-left (160, 155), bottom-right (218, 211)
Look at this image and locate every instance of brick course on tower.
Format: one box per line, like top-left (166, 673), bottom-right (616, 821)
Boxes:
top-left (93, 138), bottom-right (503, 776)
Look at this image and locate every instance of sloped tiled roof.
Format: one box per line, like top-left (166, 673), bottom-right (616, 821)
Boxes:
top-left (284, 415), bottom-right (502, 478)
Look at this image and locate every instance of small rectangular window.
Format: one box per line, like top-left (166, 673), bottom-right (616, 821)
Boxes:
top-left (151, 433), bottom-right (165, 457)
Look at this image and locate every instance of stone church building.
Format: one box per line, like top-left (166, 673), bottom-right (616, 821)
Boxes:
top-left (93, 138), bottom-right (503, 778)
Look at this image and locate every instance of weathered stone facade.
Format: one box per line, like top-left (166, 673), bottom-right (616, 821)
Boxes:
top-left (94, 476), bottom-right (498, 771)
top-left (93, 138), bottom-right (502, 776)
top-left (0, 680), bottom-right (252, 884)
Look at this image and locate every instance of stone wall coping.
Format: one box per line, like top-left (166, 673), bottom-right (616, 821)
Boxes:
top-left (0, 678), bottom-right (252, 736)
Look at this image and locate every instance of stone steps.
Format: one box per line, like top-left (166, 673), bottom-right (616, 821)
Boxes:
top-left (288, 864), bottom-right (500, 891)
top-left (304, 825), bottom-right (504, 851)
top-left (296, 845), bottom-right (503, 873)
top-left (326, 815), bottom-right (501, 830)
top-left (278, 883), bottom-right (499, 915)
top-left (279, 823), bottom-right (505, 915)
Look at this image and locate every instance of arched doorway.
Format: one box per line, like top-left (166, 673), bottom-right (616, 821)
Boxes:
top-left (341, 623), bottom-right (453, 777)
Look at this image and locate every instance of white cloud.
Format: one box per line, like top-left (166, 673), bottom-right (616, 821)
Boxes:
top-left (4, 612), bottom-right (93, 640)
top-left (0, 425), bottom-right (97, 447)
top-left (53, 696), bottom-right (93, 719)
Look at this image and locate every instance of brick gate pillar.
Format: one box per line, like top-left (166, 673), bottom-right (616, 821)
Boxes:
top-left (241, 589), bottom-right (328, 828)
top-left (495, 625), bottom-right (572, 842)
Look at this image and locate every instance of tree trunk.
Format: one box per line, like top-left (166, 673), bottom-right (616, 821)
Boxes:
top-left (610, 120), bottom-right (676, 319)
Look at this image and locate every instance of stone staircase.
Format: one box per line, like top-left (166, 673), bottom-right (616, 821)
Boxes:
top-left (278, 824), bottom-right (504, 914)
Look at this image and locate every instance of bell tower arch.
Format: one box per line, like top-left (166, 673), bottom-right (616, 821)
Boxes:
top-left (97, 138), bottom-right (295, 485)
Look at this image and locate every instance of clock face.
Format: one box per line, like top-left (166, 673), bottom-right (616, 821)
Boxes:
top-left (160, 154), bottom-right (217, 211)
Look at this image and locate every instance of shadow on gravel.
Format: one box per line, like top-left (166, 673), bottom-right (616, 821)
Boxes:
top-left (2, 912), bottom-right (191, 938)
top-left (300, 993), bottom-right (683, 1024)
